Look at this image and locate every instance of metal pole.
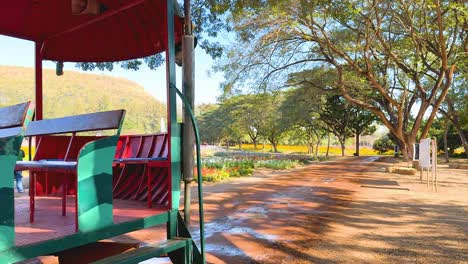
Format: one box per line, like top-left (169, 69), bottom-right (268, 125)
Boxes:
top-left (166, 0), bottom-right (179, 239)
top-left (35, 42), bottom-right (43, 120)
top-left (182, 0), bottom-right (195, 226)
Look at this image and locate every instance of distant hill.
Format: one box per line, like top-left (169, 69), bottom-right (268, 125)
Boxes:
top-left (0, 65), bottom-right (166, 134)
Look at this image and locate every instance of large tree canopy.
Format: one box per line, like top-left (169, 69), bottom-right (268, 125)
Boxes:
top-left (216, 0), bottom-right (467, 159)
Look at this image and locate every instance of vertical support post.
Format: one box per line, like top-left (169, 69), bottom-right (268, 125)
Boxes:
top-left (35, 41), bottom-right (43, 120)
top-left (166, 0), bottom-right (180, 239)
top-left (182, 0), bottom-right (195, 227)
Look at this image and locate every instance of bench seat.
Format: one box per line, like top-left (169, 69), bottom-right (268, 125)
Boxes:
top-left (26, 133), bottom-right (170, 209)
top-left (18, 109), bottom-right (126, 231)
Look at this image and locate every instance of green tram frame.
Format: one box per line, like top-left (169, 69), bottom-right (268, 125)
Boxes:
top-left (0, 1), bottom-right (205, 263)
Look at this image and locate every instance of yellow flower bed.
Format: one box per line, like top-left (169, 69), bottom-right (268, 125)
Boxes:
top-left (239, 144), bottom-right (381, 155)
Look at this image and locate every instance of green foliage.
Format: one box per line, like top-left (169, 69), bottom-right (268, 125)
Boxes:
top-left (430, 118), bottom-right (467, 155)
top-left (319, 94), bottom-right (355, 155)
top-left (198, 92), bottom-right (289, 151)
top-left (255, 160), bottom-right (298, 169)
top-left (373, 134), bottom-right (396, 154)
top-left (0, 66), bottom-right (166, 134)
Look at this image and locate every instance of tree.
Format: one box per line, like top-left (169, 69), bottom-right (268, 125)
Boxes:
top-left (373, 134), bottom-right (396, 154)
top-left (222, 94), bottom-right (269, 149)
top-left (198, 95), bottom-right (271, 148)
top-left (348, 106), bottom-right (377, 156)
top-left (216, 0), bottom-right (467, 160)
top-left (437, 68), bottom-right (468, 157)
top-left (429, 117), bottom-right (467, 161)
top-left (261, 93), bottom-right (289, 152)
top-left (280, 80), bottom-right (330, 155)
top-left (198, 104), bottom-right (226, 144)
top-left (319, 95), bottom-right (354, 156)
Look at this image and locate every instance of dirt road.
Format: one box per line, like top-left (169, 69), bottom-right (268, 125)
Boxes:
top-left (189, 156), bottom-right (373, 263)
top-left (191, 156), bottom-right (467, 263)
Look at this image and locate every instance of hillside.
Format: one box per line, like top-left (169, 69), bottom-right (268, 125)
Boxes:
top-left (0, 65), bottom-right (166, 134)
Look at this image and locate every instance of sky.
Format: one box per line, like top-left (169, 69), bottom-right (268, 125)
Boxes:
top-left (0, 35), bottom-right (224, 105)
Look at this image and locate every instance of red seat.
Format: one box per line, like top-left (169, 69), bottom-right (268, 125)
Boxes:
top-left (31, 133), bottom-right (170, 209)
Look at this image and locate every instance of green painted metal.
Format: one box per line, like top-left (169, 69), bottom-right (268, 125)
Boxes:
top-left (173, 86), bottom-right (206, 264)
top-left (176, 212), bottom-right (203, 264)
top-left (24, 103), bottom-right (35, 128)
top-left (0, 135), bottom-right (22, 252)
top-left (0, 102), bottom-right (34, 251)
top-left (0, 212), bottom-right (170, 263)
top-left (77, 136), bottom-right (119, 232)
top-left (91, 238), bottom-right (192, 264)
top-left (166, 0), bottom-right (181, 241)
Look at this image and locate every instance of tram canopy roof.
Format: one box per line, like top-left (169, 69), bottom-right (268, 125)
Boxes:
top-left (0, 0), bottom-right (184, 62)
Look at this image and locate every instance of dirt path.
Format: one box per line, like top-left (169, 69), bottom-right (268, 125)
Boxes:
top-left (308, 157), bottom-right (468, 264)
top-left (191, 156), bottom-right (467, 263)
top-left (189, 156), bottom-right (374, 263)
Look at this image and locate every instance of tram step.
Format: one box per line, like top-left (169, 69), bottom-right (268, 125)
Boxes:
top-left (91, 237), bottom-right (193, 264)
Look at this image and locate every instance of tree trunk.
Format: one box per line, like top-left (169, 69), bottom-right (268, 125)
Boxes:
top-left (272, 141), bottom-right (278, 152)
top-left (238, 139), bottom-right (242, 149)
top-left (451, 119), bottom-right (468, 158)
top-left (307, 143), bottom-right (313, 154)
top-left (315, 139), bottom-right (321, 157)
top-left (355, 133), bottom-right (360, 156)
top-left (443, 123), bottom-right (450, 163)
top-left (400, 135), bottom-right (416, 162)
top-left (253, 139), bottom-right (257, 149)
top-left (326, 134), bottom-right (330, 156)
top-left (340, 140), bottom-right (345, 156)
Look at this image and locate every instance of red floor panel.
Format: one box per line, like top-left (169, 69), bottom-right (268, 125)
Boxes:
top-left (14, 196), bottom-right (168, 247)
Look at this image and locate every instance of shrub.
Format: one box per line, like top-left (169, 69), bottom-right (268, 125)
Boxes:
top-left (373, 134), bottom-right (395, 154)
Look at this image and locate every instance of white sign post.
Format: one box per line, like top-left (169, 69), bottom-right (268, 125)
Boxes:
top-left (432, 138), bottom-right (438, 192)
top-left (418, 138), bottom-right (437, 191)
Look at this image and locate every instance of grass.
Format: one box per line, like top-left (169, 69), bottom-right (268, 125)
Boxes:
top-left (255, 160), bottom-right (299, 169)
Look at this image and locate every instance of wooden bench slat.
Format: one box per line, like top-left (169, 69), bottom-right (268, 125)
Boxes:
top-left (0, 127), bottom-right (22, 138)
top-left (0, 102), bottom-right (30, 129)
top-left (25, 109), bottom-right (125, 136)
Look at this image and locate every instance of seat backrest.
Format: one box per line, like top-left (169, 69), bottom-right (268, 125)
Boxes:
top-left (25, 109), bottom-right (126, 137)
top-left (0, 102), bottom-right (31, 138)
top-left (0, 102), bottom-right (31, 129)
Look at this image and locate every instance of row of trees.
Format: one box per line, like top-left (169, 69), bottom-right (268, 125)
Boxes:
top-left (198, 85), bottom-right (376, 156)
top-left (214, 0), bottom-right (467, 160)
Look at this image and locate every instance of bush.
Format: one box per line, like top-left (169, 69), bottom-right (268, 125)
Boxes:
top-left (373, 134), bottom-right (395, 154)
